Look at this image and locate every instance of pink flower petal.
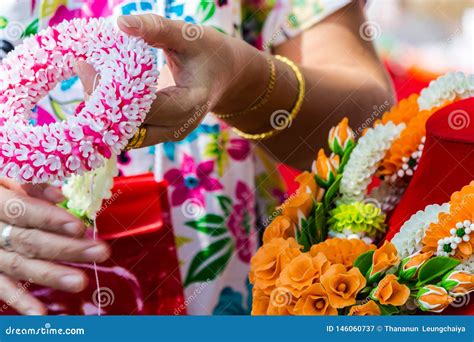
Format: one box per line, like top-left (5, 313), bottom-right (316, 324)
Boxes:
top-left (227, 139), bottom-right (251, 161)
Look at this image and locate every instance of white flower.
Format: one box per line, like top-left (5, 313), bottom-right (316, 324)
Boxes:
top-left (339, 122), bottom-right (405, 203)
top-left (418, 72), bottom-right (474, 110)
top-left (391, 203), bottom-right (450, 259)
top-left (455, 255), bottom-right (474, 273)
top-left (62, 156), bottom-right (118, 220)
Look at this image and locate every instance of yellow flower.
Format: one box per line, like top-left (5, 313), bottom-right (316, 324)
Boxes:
top-left (416, 285), bottom-right (453, 313)
top-left (441, 270), bottom-right (474, 297)
top-left (293, 283), bottom-right (338, 315)
top-left (399, 251), bottom-right (433, 281)
top-left (371, 274), bottom-right (410, 306)
top-left (348, 300), bottom-right (381, 316)
top-left (313, 149), bottom-right (337, 188)
top-left (328, 117), bottom-right (355, 156)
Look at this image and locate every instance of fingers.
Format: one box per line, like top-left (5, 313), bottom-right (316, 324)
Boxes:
top-left (117, 14), bottom-right (187, 51)
top-left (0, 187), bottom-right (85, 236)
top-left (74, 61), bottom-right (99, 97)
top-left (0, 274), bottom-right (46, 315)
top-left (8, 225), bottom-right (110, 263)
top-left (0, 249), bottom-right (88, 293)
top-left (21, 184), bottom-right (65, 203)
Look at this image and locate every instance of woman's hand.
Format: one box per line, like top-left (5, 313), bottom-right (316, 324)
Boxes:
top-left (0, 179), bottom-right (110, 315)
top-left (77, 14), bottom-right (270, 145)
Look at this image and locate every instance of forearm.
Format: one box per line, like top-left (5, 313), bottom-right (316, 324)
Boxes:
top-left (216, 52), bottom-right (394, 170)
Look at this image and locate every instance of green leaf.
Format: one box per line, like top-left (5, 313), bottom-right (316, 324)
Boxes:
top-left (379, 304), bottom-right (399, 316)
top-left (339, 143), bottom-right (356, 173)
top-left (324, 174), bottom-right (342, 208)
top-left (185, 214), bottom-right (227, 236)
top-left (197, 0), bottom-right (216, 23)
top-left (21, 19), bottom-right (38, 38)
top-left (297, 217), bottom-right (312, 252)
top-left (416, 256), bottom-right (460, 287)
top-left (184, 238), bottom-right (234, 287)
top-left (216, 195), bottom-right (233, 217)
top-left (313, 202), bottom-right (327, 243)
top-left (353, 250), bottom-right (375, 277)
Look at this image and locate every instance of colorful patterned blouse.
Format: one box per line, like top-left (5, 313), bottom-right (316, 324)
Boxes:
top-left (0, 0), bottom-right (351, 315)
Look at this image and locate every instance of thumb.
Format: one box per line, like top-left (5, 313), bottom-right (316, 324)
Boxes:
top-left (117, 14), bottom-right (188, 51)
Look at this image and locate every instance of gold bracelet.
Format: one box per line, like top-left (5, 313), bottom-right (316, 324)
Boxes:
top-left (213, 56), bottom-right (276, 120)
top-left (231, 55), bottom-right (305, 141)
top-left (125, 125), bottom-right (148, 150)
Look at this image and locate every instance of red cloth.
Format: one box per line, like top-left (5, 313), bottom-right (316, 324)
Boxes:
top-left (387, 98), bottom-right (474, 315)
top-left (0, 174), bottom-right (185, 315)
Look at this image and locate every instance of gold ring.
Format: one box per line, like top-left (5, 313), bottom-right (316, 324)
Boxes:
top-left (125, 126), bottom-right (148, 150)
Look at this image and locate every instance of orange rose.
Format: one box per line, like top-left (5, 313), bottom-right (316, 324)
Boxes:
top-left (348, 300), bottom-right (381, 316)
top-left (328, 117), bottom-right (355, 156)
top-left (267, 287), bottom-right (296, 315)
top-left (277, 252), bottom-right (330, 298)
top-left (320, 264), bottom-right (366, 308)
top-left (441, 270), bottom-right (474, 296)
top-left (368, 241), bottom-right (399, 281)
top-left (262, 216), bottom-right (295, 244)
top-left (251, 289), bottom-right (270, 315)
top-left (310, 238), bottom-right (376, 268)
top-left (250, 238), bottom-right (302, 294)
top-left (371, 274), bottom-right (410, 306)
top-left (295, 171), bottom-right (324, 202)
top-left (293, 283), bottom-right (338, 316)
top-left (399, 251), bottom-right (433, 281)
top-left (417, 285), bottom-right (453, 313)
top-left (313, 149), bottom-right (337, 188)
top-left (281, 191), bottom-right (313, 225)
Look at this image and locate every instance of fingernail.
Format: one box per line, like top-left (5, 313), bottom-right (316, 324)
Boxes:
top-left (63, 222), bottom-right (81, 236)
top-left (25, 309), bottom-right (43, 316)
top-left (60, 274), bottom-right (84, 291)
top-left (83, 245), bottom-right (108, 261)
top-left (43, 186), bottom-right (65, 203)
top-left (118, 15), bottom-right (142, 30)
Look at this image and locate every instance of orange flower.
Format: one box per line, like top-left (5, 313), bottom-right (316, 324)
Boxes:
top-left (293, 283), bottom-right (338, 316)
top-left (348, 300), bottom-right (381, 316)
top-left (422, 187), bottom-right (474, 260)
top-left (320, 264), bottom-right (366, 308)
top-left (441, 270), bottom-right (474, 297)
top-left (378, 94), bottom-right (421, 126)
top-left (280, 191), bottom-right (313, 225)
top-left (399, 251), bottom-right (434, 281)
top-left (368, 241), bottom-right (399, 280)
top-left (310, 238), bottom-right (376, 268)
top-left (295, 171), bottom-right (324, 202)
top-left (328, 117), bottom-right (355, 156)
top-left (313, 149), bottom-right (337, 188)
top-left (371, 274), bottom-right (410, 306)
top-left (262, 216), bottom-right (295, 244)
top-left (250, 238), bottom-right (302, 295)
top-left (417, 285), bottom-right (453, 313)
top-left (251, 289), bottom-right (270, 315)
top-left (277, 253), bottom-right (330, 298)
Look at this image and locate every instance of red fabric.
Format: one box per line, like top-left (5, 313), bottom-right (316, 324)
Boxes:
top-left (0, 174), bottom-right (185, 315)
top-left (387, 98), bottom-right (474, 315)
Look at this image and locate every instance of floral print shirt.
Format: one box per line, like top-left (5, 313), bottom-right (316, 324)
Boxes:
top-left (0, 0), bottom-right (351, 314)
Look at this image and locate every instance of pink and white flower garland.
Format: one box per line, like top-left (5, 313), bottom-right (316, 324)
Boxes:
top-left (0, 18), bottom-right (158, 184)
